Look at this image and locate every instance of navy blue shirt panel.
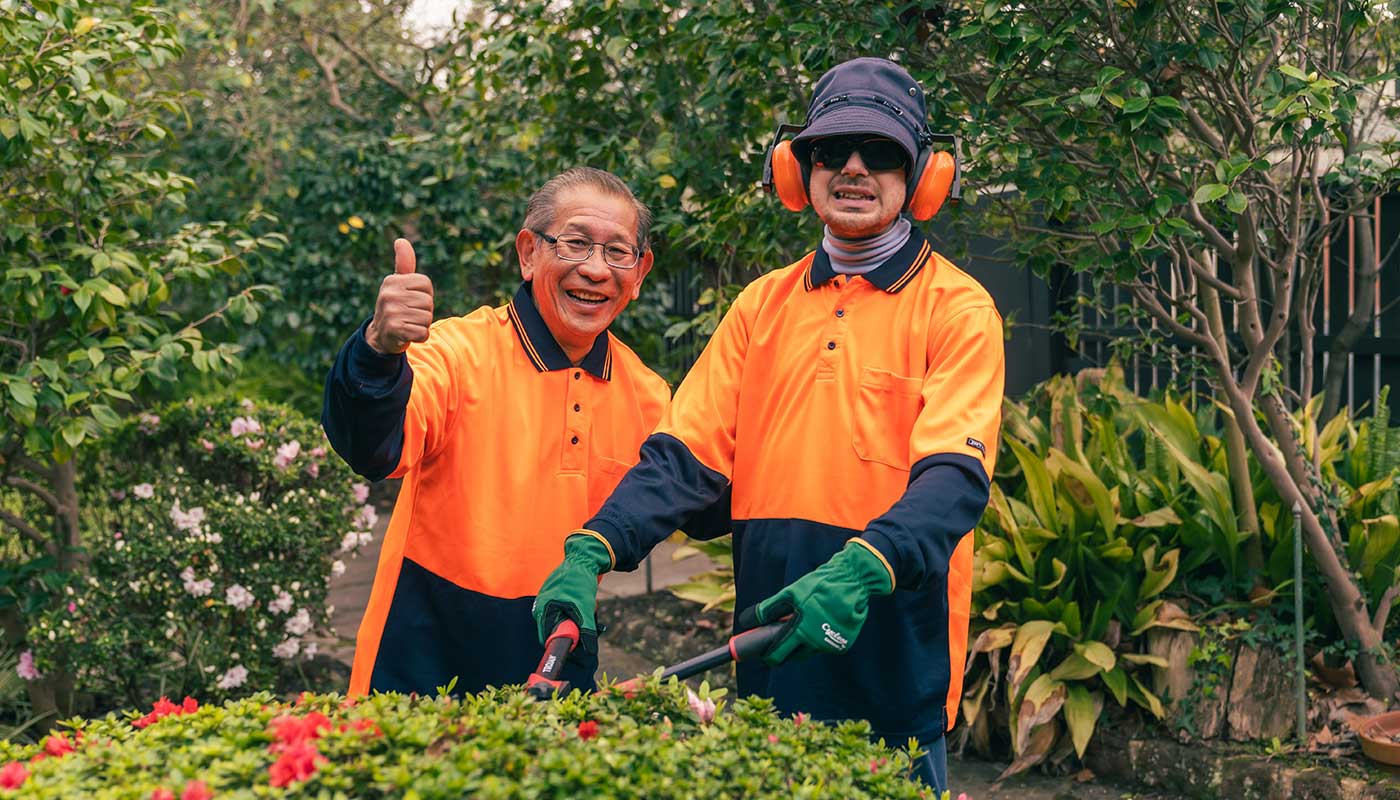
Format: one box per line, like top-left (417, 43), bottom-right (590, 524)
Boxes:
top-left (321, 318), bottom-right (412, 482)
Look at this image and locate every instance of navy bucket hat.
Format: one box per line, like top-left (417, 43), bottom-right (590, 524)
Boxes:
top-left (791, 58), bottom-right (927, 167)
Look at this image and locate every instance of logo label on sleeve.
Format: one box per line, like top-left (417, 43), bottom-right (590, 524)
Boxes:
top-left (966, 437), bottom-right (986, 456)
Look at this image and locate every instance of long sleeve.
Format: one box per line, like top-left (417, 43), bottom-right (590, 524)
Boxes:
top-left (859, 304), bottom-right (1005, 590)
top-left (322, 319), bottom-right (412, 481)
top-left (584, 288), bottom-right (754, 570)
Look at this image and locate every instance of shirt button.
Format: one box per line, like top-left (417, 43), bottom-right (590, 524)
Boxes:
top-left (574, 371), bottom-right (581, 380)
top-left (827, 341), bottom-right (837, 350)
top-left (835, 308), bottom-right (845, 318)
top-left (571, 436), bottom-right (579, 445)
top-left (574, 404), bottom-right (581, 412)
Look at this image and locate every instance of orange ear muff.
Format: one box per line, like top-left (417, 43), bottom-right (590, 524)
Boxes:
top-left (906, 150), bottom-right (956, 221)
top-left (771, 140), bottom-right (809, 212)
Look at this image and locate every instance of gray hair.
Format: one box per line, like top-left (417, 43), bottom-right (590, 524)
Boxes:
top-left (522, 167), bottom-right (652, 252)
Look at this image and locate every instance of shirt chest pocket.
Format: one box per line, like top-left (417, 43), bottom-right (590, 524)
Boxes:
top-left (851, 367), bottom-right (924, 471)
top-left (587, 454), bottom-right (634, 513)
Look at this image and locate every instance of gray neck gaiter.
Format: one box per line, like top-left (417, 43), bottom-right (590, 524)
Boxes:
top-left (821, 217), bottom-right (912, 275)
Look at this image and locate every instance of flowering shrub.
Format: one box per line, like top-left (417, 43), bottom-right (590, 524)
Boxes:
top-left (0, 680), bottom-right (949, 798)
top-left (24, 397), bottom-right (374, 707)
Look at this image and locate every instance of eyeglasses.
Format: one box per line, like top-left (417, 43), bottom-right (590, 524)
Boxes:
top-left (531, 230), bottom-right (643, 269)
top-left (808, 136), bottom-right (908, 171)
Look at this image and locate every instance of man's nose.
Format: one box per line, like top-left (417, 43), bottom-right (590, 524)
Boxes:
top-left (841, 150), bottom-right (870, 175)
top-left (576, 248), bottom-right (612, 280)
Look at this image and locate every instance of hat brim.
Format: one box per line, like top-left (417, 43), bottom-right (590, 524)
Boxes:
top-left (791, 106), bottom-right (918, 167)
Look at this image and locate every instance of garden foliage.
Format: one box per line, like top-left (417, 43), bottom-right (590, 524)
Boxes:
top-left (0, 680), bottom-right (939, 798)
top-left (24, 397), bottom-right (373, 708)
top-left (0, 0), bottom-right (282, 722)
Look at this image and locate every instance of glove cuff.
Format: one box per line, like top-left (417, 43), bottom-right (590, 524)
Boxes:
top-left (841, 539), bottom-right (896, 595)
top-left (564, 531), bottom-right (614, 574)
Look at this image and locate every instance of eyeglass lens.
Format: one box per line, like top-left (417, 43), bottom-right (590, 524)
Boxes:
top-left (553, 235), bottom-right (639, 268)
top-left (810, 137), bottom-right (907, 171)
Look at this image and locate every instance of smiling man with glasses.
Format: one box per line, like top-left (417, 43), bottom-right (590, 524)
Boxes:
top-left (321, 167), bottom-right (725, 698)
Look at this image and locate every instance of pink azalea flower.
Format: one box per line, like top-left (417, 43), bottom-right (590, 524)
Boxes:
top-left (229, 416), bottom-right (261, 437)
top-left (181, 779), bottom-right (213, 800)
top-left (200, 439), bottom-right (215, 452)
top-left (16, 650), bottom-right (40, 681)
top-left (273, 440), bottom-right (301, 470)
top-left (352, 483), bottom-right (370, 504)
top-left (685, 688), bottom-right (716, 724)
top-left (133, 483), bottom-right (154, 499)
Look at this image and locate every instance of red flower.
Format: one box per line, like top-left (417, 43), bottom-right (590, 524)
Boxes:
top-left (792, 712), bottom-right (808, 727)
top-left (767, 734), bottom-right (779, 744)
top-left (181, 780), bottom-right (213, 800)
top-left (43, 733), bottom-right (75, 758)
top-left (59, 285), bottom-right (72, 296)
top-left (270, 712), bottom-right (331, 749)
top-left (0, 762), bottom-right (28, 790)
top-left (134, 696), bottom-right (198, 729)
top-left (268, 740), bottom-right (326, 788)
top-left (576, 720), bottom-right (600, 741)
top-left (151, 789), bottom-right (175, 800)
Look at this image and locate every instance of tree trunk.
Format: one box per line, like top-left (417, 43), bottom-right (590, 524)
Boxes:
top-left (1320, 205), bottom-right (1379, 425)
top-left (1236, 389), bottom-right (1400, 701)
top-left (1200, 268), bottom-right (1263, 575)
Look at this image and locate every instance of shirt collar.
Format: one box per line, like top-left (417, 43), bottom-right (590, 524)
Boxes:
top-left (804, 226), bottom-right (933, 293)
top-left (507, 282), bottom-right (612, 380)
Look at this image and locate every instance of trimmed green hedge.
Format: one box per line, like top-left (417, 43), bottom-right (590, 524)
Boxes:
top-left (0, 679), bottom-right (943, 798)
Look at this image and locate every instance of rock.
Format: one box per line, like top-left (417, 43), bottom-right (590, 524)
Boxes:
top-left (1289, 768), bottom-right (1344, 799)
top-left (1218, 755), bottom-right (1278, 800)
top-left (1227, 644), bottom-right (1298, 741)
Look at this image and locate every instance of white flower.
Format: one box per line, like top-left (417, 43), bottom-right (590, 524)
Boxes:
top-left (273, 440), bottom-right (302, 470)
top-left (216, 665), bottom-right (248, 690)
top-left (331, 560), bottom-right (346, 578)
top-left (354, 504), bottom-right (378, 531)
top-left (302, 641), bottom-right (318, 658)
top-left (352, 483), bottom-right (370, 504)
top-left (284, 608), bottom-right (312, 636)
top-left (269, 590), bottom-right (293, 615)
top-left (240, 398), bottom-right (255, 410)
top-left (185, 578), bottom-right (213, 598)
top-left (133, 483), bottom-right (154, 499)
top-left (180, 567), bottom-right (196, 582)
top-left (170, 502), bottom-right (206, 533)
top-left (229, 416), bottom-right (262, 437)
top-left (339, 532), bottom-right (359, 553)
top-left (272, 638), bottom-right (300, 659)
top-left (225, 584), bottom-right (255, 610)
top-left (357, 531), bottom-right (374, 547)
top-left (16, 650), bottom-right (40, 681)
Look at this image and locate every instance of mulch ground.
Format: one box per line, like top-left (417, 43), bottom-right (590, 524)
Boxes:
top-left (596, 590), bottom-right (736, 693)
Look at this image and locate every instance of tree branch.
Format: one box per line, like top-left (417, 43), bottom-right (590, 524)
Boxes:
top-left (0, 509), bottom-right (55, 557)
top-left (1375, 580), bottom-right (1400, 634)
top-left (300, 32), bottom-right (368, 123)
top-left (4, 476), bottom-right (60, 514)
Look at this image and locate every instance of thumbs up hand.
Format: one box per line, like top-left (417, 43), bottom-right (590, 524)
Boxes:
top-left (366, 238), bottom-right (434, 355)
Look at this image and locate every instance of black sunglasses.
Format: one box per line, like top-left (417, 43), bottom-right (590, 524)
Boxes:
top-left (808, 136), bottom-right (908, 171)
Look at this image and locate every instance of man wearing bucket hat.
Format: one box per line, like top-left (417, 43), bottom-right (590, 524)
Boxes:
top-left (533, 57), bottom-right (1004, 790)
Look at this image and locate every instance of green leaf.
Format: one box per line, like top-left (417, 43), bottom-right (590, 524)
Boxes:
top-left (1193, 184), bottom-right (1229, 203)
top-left (1225, 190), bottom-right (1247, 214)
top-left (89, 404), bottom-right (121, 428)
top-left (1063, 685), bottom-right (1101, 758)
top-left (1278, 64), bottom-right (1307, 80)
top-left (7, 381), bottom-right (36, 409)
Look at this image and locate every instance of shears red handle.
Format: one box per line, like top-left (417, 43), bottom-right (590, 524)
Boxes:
top-left (525, 618), bottom-right (580, 700)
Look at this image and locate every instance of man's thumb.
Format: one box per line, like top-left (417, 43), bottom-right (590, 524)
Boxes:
top-left (393, 238), bottom-right (417, 275)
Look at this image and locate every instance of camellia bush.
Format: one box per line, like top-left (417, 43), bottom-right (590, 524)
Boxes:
top-left (21, 397), bottom-right (374, 708)
top-left (0, 680), bottom-right (948, 798)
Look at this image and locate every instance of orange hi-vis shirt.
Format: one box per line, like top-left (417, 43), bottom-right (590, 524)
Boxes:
top-left (580, 229), bottom-right (1005, 742)
top-left (323, 283), bottom-right (671, 696)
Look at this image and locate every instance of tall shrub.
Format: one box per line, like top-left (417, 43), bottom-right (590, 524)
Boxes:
top-left (25, 398), bottom-right (373, 708)
top-left (0, 0), bottom-right (281, 721)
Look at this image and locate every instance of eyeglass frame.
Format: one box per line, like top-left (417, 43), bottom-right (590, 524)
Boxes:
top-left (807, 135), bottom-right (909, 172)
top-left (529, 229), bottom-right (646, 270)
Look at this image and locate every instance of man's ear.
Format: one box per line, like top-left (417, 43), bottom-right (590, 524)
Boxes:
top-left (515, 229), bottom-right (537, 281)
top-left (630, 250), bottom-right (655, 300)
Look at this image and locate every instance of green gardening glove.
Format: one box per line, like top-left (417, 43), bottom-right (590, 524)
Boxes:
top-left (532, 533), bottom-right (613, 653)
top-left (736, 541), bottom-right (894, 666)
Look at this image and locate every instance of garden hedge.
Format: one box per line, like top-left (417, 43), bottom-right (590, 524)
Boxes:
top-left (0, 679), bottom-right (946, 798)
